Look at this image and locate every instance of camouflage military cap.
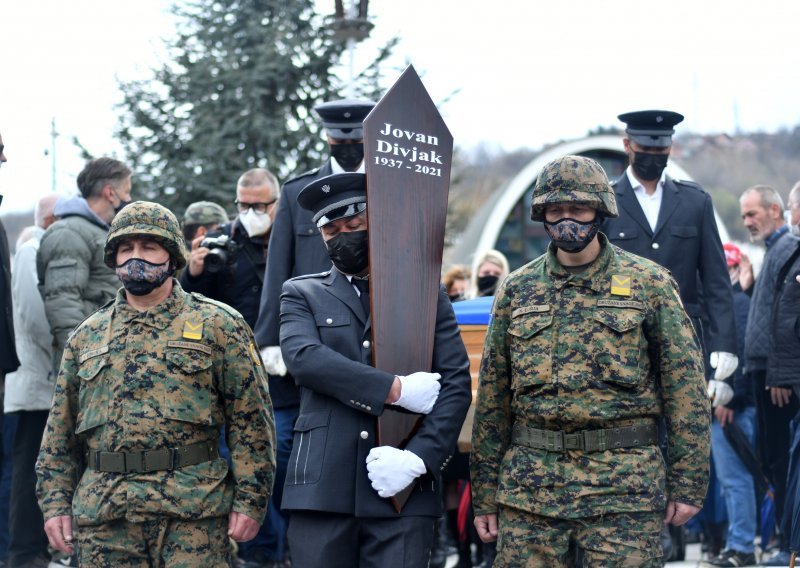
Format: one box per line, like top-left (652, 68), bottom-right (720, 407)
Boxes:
top-left (530, 155), bottom-right (619, 222)
top-left (183, 201), bottom-right (229, 226)
top-left (104, 201), bottom-right (188, 270)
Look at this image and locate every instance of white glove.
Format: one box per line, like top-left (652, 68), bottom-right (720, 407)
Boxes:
top-left (394, 372), bottom-right (442, 414)
top-left (707, 380), bottom-right (734, 408)
top-left (710, 351), bottom-right (738, 381)
top-left (260, 346), bottom-right (287, 376)
top-left (366, 446), bottom-right (427, 498)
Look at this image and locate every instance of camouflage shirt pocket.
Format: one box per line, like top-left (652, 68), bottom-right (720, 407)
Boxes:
top-left (592, 308), bottom-right (645, 389)
top-left (163, 346), bottom-right (216, 426)
top-left (76, 355), bottom-right (111, 435)
top-left (507, 313), bottom-right (554, 390)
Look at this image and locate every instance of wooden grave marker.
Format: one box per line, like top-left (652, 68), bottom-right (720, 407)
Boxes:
top-left (363, 65), bottom-right (453, 512)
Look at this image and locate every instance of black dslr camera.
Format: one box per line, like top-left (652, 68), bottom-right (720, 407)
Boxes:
top-left (200, 234), bottom-right (238, 273)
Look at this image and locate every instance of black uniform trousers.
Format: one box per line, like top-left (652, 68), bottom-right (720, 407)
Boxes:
top-left (753, 370), bottom-right (799, 548)
top-left (7, 410), bottom-right (49, 566)
top-left (288, 511), bottom-right (434, 568)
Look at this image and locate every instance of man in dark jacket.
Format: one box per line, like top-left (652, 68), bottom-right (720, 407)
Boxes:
top-left (254, 98), bottom-right (376, 373)
top-left (251, 100), bottom-right (374, 565)
top-left (770, 186), bottom-right (800, 563)
top-left (0, 132), bottom-right (19, 380)
top-left (180, 168), bottom-right (278, 329)
top-left (739, 184), bottom-right (800, 565)
top-left (769, 183), bottom-right (800, 388)
top-left (0, 131), bottom-right (21, 568)
top-left (279, 173), bottom-right (471, 567)
top-left (602, 111), bottom-right (738, 399)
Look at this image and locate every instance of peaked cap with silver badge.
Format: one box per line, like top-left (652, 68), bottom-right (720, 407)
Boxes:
top-left (297, 172), bottom-right (367, 228)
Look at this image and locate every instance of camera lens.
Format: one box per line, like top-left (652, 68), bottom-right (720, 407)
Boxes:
top-left (204, 249), bottom-right (228, 273)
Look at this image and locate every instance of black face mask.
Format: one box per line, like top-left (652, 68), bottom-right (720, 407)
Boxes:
top-left (114, 198), bottom-right (132, 215)
top-left (632, 151), bottom-right (668, 181)
top-left (543, 216), bottom-right (602, 253)
top-left (331, 143), bottom-right (364, 171)
top-left (477, 275), bottom-right (499, 296)
top-left (115, 257), bottom-right (174, 296)
top-left (326, 230), bottom-right (369, 275)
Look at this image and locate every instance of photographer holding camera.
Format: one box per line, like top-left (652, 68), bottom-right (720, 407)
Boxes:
top-left (180, 168), bottom-right (279, 328)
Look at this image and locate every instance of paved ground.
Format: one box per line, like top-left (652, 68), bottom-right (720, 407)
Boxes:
top-left (668, 542), bottom-right (703, 567)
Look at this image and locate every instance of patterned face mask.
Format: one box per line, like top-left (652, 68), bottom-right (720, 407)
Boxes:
top-left (543, 216), bottom-right (601, 253)
top-left (115, 258), bottom-right (174, 296)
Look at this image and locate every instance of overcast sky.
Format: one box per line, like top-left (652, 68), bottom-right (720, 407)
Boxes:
top-left (2, 0), bottom-right (799, 213)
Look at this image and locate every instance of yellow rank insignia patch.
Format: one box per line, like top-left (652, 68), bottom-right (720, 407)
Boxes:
top-left (610, 275), bottom-right (631, 296)
top-left (249, 343), bottom-right (261, 366)
top-left (182, 321), bottom-right (203, 340)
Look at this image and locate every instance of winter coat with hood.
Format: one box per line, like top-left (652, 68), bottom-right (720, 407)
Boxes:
top-left (5, 227), bottom-right (54, 412)
top-left (37, 196), bottom-right (119, 373)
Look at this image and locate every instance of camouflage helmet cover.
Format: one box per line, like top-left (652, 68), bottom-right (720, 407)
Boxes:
top-left (530, 155), bottom-right (619, 222)
top-left (183, 201), bottom-right (229, 226)
top-left (104, 201), bottom-right (188, 270)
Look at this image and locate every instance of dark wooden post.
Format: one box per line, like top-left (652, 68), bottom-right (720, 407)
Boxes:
top-left (363, 65), bottom-right (453, 511)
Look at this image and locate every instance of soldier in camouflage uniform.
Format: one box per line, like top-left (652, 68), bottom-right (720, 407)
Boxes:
top-left (35, 201), bottom-right (275, 567)
top-left (470, 156), bottom-right (710, 567)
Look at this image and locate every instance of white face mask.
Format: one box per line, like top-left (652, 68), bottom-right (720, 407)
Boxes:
top-left (239, 208), bottom-right (272, 237)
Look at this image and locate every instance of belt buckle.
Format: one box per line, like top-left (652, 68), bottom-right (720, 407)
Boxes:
top-left (98, 451), bottom-right (126, 473)
top-left (563, 432), bottom-right (584, 451)
top-left (141, 449), bottom-right (154, 472)
top-left (544, 430), bottom-right (564, 452)
top-left (126, 451), bottom-right (143, 473)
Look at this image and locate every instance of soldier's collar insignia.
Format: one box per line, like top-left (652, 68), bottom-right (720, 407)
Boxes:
top-left (182, 320), bottom-right (203, 341)
top-left (610, 274), bottom-right (631, 296)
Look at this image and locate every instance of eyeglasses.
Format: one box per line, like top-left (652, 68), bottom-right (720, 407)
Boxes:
top-left (234, 198), bottom-right (276, 214)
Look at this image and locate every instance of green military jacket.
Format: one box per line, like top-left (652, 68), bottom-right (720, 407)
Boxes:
top-left (470, 235), bottom-right (710, 519)
top-left (36, 281), bottom-right (275, 526)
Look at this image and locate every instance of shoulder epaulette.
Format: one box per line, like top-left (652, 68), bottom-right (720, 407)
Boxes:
top-left (672, 178), bottom-right (705, 192)
top-left (188, 292), bottom-right (244, 319)
top-left (68, 297), bottom-right (117, 340)
top-left (284, 167), bottom-right (321, 187)
top-left (291, 270), bottom-right (332, 281)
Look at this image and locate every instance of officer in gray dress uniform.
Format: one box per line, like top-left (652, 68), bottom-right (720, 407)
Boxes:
top-left (278, 173), bottom-right (471, 568)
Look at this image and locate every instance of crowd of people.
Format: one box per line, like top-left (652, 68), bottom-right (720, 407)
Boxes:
top-left (0, 102), bottom-right (797, 568)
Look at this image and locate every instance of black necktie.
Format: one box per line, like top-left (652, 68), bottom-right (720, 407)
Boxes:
top-left (353, 278), bottom-right (370, 316)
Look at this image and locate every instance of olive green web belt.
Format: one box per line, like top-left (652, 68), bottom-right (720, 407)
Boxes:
top-left (512, 419), bottom-right (657, 453)
top-left (86, 440), bottom-right (219, 473)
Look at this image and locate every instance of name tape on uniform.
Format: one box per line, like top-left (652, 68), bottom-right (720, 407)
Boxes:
top-left (78, 345), bottom-right (109, 364)
top-left (511, 305), bottom-right (551, 318)
top-left (596, 299), bottom-right (645, 310)
top-left (167, 340), bottom-right (212, 355)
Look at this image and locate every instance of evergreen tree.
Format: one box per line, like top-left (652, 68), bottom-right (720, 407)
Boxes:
top-left (117, 0), bottom-right (385, 213)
